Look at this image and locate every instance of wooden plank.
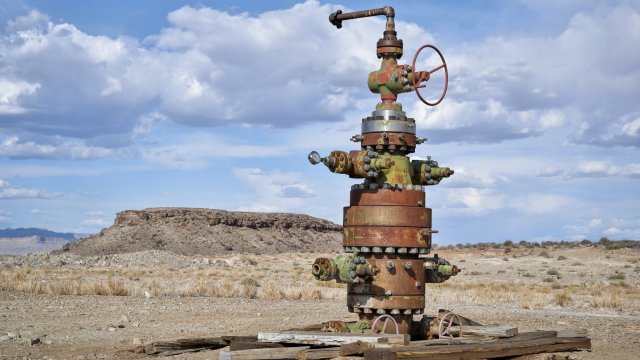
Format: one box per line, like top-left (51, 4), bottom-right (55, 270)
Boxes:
top-left (340, 341), bottom-right (375, 356)
top-left (144, 337), bottom-right (228, 355)
top-left (222, 336), bottom-right (259, 343)
top-left (501, 331), bottom-right (556, 342)
top-left (448, 325), bottom-right (518, 338)
top-left (363, 337), bottom-right (591, 360)
top-left (230, 341), bottom-right (286, 351)
top-left (538, 328), bottom-right (588, 338)
top-left (409, 338), bottom-right (487, 347)
top-left (296, 347), bottom-right (341, 360)
top-left (258, 331), bottom-right (408, 346)
top-left (340, 341), bottom-right (392, 356)
top-left (220, 346), bottom-right (310, 360)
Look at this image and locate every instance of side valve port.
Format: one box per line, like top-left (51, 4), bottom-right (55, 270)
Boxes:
top-left (312, 255), bottom-right (379, 284)
top-left (308, 150), bottom-right (351, 174)
top-left (411, 156), bottom-right (454, 186)
top-left (423, 254), bottom-right (460, 283)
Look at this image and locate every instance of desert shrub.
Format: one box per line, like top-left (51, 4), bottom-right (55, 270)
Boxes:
top-left (557, 255), bottom-right (567, 260)
top-left (607, 273), bottom-right (625, 280)
top-left (259, 281), bottom-right (285, 299)
top-left (522, 273), bottom-right (535, 278)
top-left (243, 285), bottom-right (258, 299)
top-left (241, 277), bottom-right (260, 287)
top-left (547, 269), bottom-right (560, 276)
top-left (555, 292), bottom-right (572, 306)
top-left (242, 256), bottom-right (258, 266)
top-left (539, 251), bottom-right (551, 258)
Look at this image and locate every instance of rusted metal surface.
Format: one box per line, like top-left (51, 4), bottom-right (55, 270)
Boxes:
top-left (350, 188), bottom-right (425, 206)
top-left (359, 313), bottom-right (413, 334)
top-left (308, 6), bottom-right (458, 336)
top-left (348, 258), bottom-right (425, 296)
top-left (343, 226), bottom-right (431, 248)
top-left (347, 294), bottom-right (424, 310)
top-left (329, 7), bottom-right (395, 29)
top-left (361, 132), bottom-right (416, 150)
top-left (344, 206), bottom-right (431, 227)
top-left (412, 44), bottom-right (449, 106)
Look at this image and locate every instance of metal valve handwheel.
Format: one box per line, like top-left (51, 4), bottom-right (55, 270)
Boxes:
top-left (411, 44), bottom-right (448, 106)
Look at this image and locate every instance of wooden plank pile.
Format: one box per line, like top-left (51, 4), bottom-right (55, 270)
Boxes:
top-left (138, 311), bottom-right (591, 359)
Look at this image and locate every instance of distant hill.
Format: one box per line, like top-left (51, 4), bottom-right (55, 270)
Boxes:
top-left (0, 228), bottom-right (78, 241)
top-left (0, 236), bottom-right (73, 255)
top-left (59, 207), bottom-right (342, 256)
top-left (0, 228), bottom-right (87, 255)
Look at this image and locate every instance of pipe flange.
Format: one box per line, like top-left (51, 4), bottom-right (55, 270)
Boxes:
top-left (361, 120), bottom-right (416, 134)
top-left (344, 246), bottom-right (431, 255)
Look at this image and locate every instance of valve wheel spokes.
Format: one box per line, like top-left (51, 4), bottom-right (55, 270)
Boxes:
top-left (371, 314), bottom-right (400, 335)
top-left (411, 44), bottom-right (448, 106)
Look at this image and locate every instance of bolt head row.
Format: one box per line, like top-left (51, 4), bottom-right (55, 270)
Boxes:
top-left (342, 246), bottom-right (429, 254)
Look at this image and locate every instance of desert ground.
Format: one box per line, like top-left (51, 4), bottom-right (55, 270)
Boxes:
top-left (0, 244), bottom-right (638, 359)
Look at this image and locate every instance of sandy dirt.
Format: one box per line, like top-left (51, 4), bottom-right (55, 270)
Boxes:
top-left (1, 246), bottom-right (639, 359)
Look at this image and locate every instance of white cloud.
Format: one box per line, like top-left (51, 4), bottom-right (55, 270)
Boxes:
top-left (537, 166), bottom-right (563, 177)
top-left (0, 3), bottom-right (430, 152)
top-left (0, 209), bottom-right (10, 222)
top-left (0, 179), bottom-right (56, 199)
top-left (536, 160), bottom-right (640, 178)
top-left (85, 210), bottom-right (106, 217)
top-left (141, 133), bottom-right (286, 169)
top-left (0, 135), bottom-right (123, 160)
top-left (573, 160), bottom-right (640, 178)
top-left (82, 218), bottom-right (110, 228)
top-left (509, 194), bottom-right (570, 215)
top-left (438, 165), bottom-right (507, 188)
top-left (30, 208), bottom-right (45, 215)
top-left (233, 167), bottom-right (317, 212)
top-left (588, 218), bottom-right (603, 227)
top-left (602, 227), bottom-right (621, 236)
top-left (445, 187), bottom-right (504, 214)
top-left (0, 79), bottom-right (41, 114)
top-left (0, 1), bottom-right (635, 167)
top-left (411, 3), bottom-right (640, 146)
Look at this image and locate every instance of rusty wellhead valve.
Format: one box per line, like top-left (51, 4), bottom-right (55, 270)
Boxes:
top-left (309, 6), bottom-right (458, 336)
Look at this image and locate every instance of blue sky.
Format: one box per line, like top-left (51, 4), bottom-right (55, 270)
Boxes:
top-left (0, 0), bottom-right (638, 243)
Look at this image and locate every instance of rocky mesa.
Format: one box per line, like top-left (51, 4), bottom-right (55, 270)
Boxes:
top-left (59, 207), bottom-right (342, 256)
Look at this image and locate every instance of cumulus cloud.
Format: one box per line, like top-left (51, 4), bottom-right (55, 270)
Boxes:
top-left (82, 218), bottom-right (110, 228)
top-left (564, 217), bottom-right (640, 240)
top-left (412, 2), bottom-right (640, 146)
top-left (436, 165), bottom-right (508, 188)
top-left (0, 135), bottom-right (124, 160)
top-left (444, 187), bottom-right (505, 214)
top-left (0, 0), bottom-right (636, 168)
top-left (141, 133), bottom-right (287, 169)
top-left (0, 179), bottom-right (56, 199)
top-left (233, 167), bottom-right (317, 212)
top-left (0, 209), bottom-right (10, 222)
top-left (0, 2), bottom-right (430, 160)
top-left (539, 160), bottom-right (640, 178)
top-left (509, 194), bottom-right (570, 215)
